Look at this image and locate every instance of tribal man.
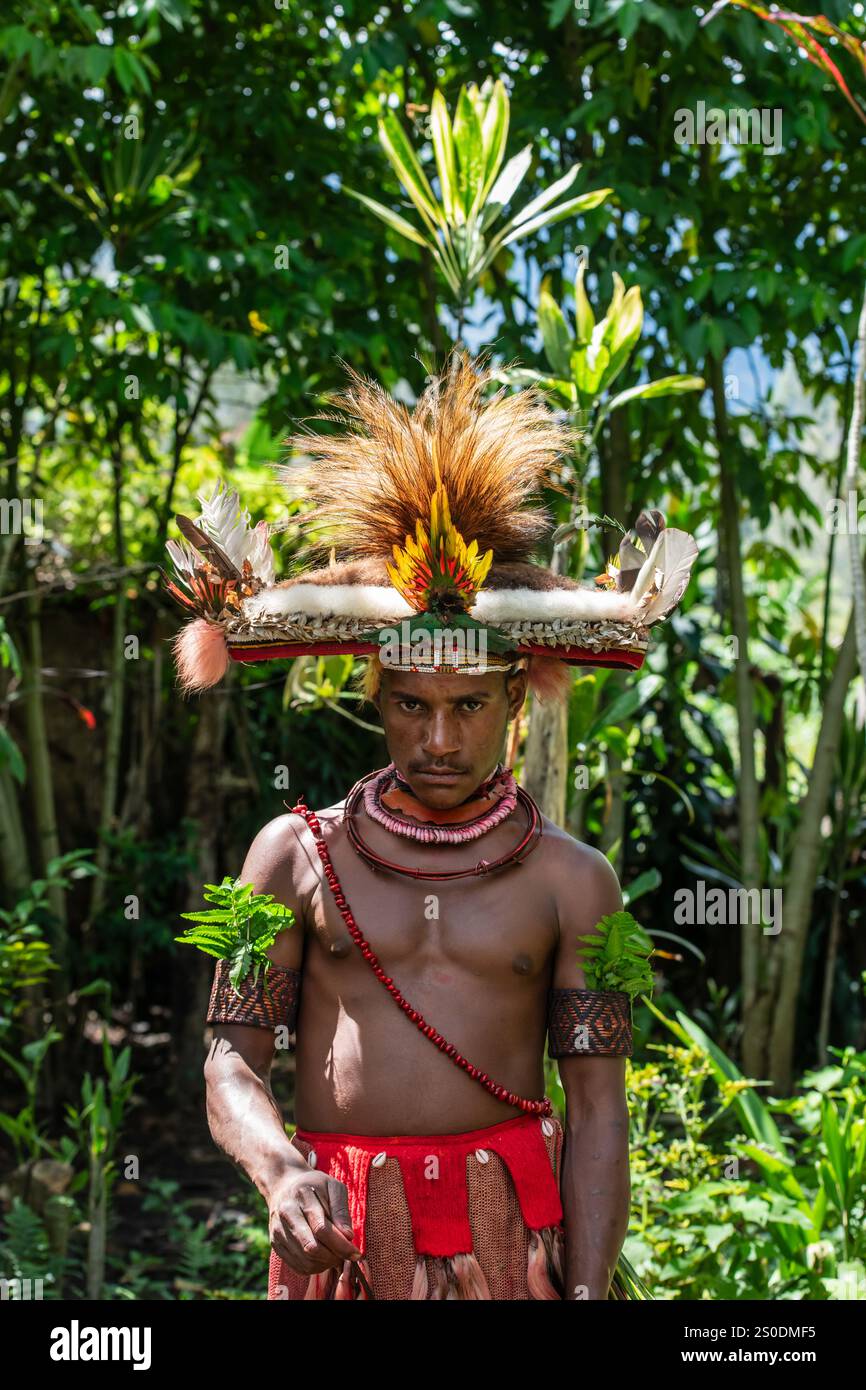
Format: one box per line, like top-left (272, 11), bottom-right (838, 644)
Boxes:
top-left (167, 353), bottom-right (697, 1299)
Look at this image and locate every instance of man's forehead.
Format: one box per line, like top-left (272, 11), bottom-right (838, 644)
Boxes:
top-left (381, 668), bottom-right (512, 699)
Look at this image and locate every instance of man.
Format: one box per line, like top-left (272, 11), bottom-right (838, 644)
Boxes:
top-left (166, 351), bottom-right (696, 1298)
top-left (204, 658), bottom-right (629, 1299)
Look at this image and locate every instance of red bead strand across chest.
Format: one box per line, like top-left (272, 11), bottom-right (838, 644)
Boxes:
top-left (290, 798), bottom-right (553, 1120)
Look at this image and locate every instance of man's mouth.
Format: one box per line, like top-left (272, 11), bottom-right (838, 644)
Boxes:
top-left (414, 768), bottom-right (464, 780)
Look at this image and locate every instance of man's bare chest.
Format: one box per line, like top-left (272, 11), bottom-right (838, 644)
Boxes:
top-left (301, 837), bottom-right (559, 985)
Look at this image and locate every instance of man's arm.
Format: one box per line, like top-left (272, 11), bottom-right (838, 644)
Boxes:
top-left (550, 841), bottom-right (631, 1300)
top-left (203, 813), bottom-right (361, 1275)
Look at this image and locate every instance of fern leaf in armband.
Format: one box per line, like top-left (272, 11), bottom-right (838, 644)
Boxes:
top-left (575, 909), bottom-right (655, 1003)
top-left (175, 874), bottom-right (295, 997)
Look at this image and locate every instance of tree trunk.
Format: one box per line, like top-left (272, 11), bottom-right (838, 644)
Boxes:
top-left (519, 506), bottom-right (582, 826)
top-left (596, 409), bottom-right (630, 874)
top-left (709, 355), bottom-right (765, 1077)
top-left (86, 455), bottom-right (128, 931)
top-left (172, 686), bottom-right (229, 1112)
top-left (845, 280), bottom-right (866, 686)
top-left (769, 612), bottom-right (858, 1091)
top-left (0, 761), bottom-right (31, 903)
top-left (21, 572), bottom-right (67, 1008)
top-left (521, 694), bottom-right (568, 824)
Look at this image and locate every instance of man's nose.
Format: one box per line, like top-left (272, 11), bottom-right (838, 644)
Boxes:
top-left (422, 710), bottom-right (461, 758)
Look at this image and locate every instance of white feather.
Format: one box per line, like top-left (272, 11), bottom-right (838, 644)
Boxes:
top-left (195, 481), bottom-right (276, 584)
top-left (630, 529), bottom-right (698, 623)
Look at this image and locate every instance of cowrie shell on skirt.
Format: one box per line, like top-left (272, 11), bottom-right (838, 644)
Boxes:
top-left (541, 1119), bottom-right (554, 1136)
top-left (372, 1151), bottom-right (387, 1167)
top-left (475, 1148), bottom-right (489, 1164)
top-left (308, 1149), bottom-right (317, 1168)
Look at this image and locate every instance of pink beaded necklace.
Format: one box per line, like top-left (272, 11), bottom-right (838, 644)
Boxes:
top-left (363, 762), bottom-right (518, 844)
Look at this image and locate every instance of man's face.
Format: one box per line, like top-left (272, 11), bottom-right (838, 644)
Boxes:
top-left (376, 667), bottom-right (527, 808)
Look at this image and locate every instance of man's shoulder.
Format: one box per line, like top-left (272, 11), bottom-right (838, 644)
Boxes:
top-left (242, 806), bottom-right (341, 907)
top-left (533, 818), bottom-right (623, 941)
top-left (254, 799), bottom-right (346, 842)
top-left (536, 815), bottom-right (619, 884)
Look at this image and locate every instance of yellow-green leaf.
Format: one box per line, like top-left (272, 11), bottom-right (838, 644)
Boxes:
top-left (575, 258), bottom-right (595, 343)
top-left (538, 283), bottom-right (574, 378)
top-left (430, 89), bottom-right (458, 223)
top-left (342, 186), bottom-right (430, 247)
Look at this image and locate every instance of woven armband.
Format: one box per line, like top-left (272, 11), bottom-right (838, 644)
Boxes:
top-left (547, 988), bottom-right (632, 1058)
top-left (206, 959), bottom-right (301, 1033)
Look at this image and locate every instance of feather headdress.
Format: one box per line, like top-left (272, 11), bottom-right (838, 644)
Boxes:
top-left (163, 352), bottom-right (699, 698)
top-left (277, 351), bottom-right (570, 566)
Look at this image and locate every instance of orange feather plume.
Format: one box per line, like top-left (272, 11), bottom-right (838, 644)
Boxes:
top-left (276, 350), bottom-right (574, 566)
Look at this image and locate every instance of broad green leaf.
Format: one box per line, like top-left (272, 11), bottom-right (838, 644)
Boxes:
top-left (605, 374), bottom-right (705, 414)
top-left (821, 1098), bottom-right (848, 1201)
top-left (342, 187), bottom-right (429, 248)
top-left (378, 109), bottom-right (442, 233)
top-left (645, 999), bottom-right (786, 1152)
top-left (604, 271), bottom-right (626, 328)
top-left (575, 258), bottom-right (595, 342)
top-left (496, 366), bottom-right (570, 394)
top-left (476, 78), bottom-right (509, 213)
top-left (429, 89), bottom-right (458, 222)
top-left (599, 286), bottom-right (644, 391)
top-left (507, 163), bottom-right (583, 230)
top-left (0, 724), bottom-right (25, 783)
top-left (737, 1144), bottom-right (808, 1202)
top-left (498, 188), bottom-right (612, 248)
top-left (609, 284), bottom-right (644, 355)
top-left (480, 144), bottom-right (533, 230)
top-left (584, 675), bottom-right (662, 740)
top-left (452, 86), bottom-right (485, 217)
top-left (571, 322), bottom-right (611, 399)
top-left (538, 285), bottom-right (574, 378)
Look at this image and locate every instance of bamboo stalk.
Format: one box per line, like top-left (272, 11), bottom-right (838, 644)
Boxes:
top-left (845, 280), bottom-right (866, 687)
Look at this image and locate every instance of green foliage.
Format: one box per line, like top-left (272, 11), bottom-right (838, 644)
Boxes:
top-left (176, 876), bottom-right (294, 993)
top-left (625, 1024), bottom-right (866, 1299)
top-left (508, 264), bottom-right (704, 422)
top-left (2, 0), bottom-right (865, 1307)
top-left (576, 909), bottom-right (655, 1001)
top-left (0, 1199), bottom-right (60, 1296)
top-left (345, 77), bottom-right (611, 307)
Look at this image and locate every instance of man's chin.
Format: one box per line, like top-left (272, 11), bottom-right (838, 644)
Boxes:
top-left (407, 772), bottom-right (472, 808)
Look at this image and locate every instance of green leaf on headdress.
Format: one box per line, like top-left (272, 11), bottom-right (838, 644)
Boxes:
top-left (358, 610), bottom-right (516, 658)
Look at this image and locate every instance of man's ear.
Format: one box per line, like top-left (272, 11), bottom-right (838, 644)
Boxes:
top-left (506, 669), bottom-right (528, 720)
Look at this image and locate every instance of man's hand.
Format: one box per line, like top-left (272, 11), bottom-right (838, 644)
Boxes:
top-left (268, 1168), bottom-right (362, 1275)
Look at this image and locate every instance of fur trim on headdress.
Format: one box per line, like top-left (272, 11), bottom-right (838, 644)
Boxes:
top-left (172, 618), bottom-right (230, 695)
top-left (277, 350), bottom-right (573, 565)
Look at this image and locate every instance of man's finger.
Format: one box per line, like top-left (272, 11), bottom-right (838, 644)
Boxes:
top-left (297, 1186), bottom-right (361, 1259)
top-left (279, 1202), bottom-right (332, 1263)
top-left (325, 1177), bottom-right (355, 1238)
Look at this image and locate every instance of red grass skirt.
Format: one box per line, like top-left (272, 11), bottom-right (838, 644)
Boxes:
top-left (267, 1112), bottom-right (566, 1300)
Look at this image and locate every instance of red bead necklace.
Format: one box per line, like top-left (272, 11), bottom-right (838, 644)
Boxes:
top-left (288, 796), bottom-right (553, 1119)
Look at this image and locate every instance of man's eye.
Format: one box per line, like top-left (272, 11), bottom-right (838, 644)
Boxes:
top-left (461, 701), bottom-right (483, 711)
top-left (399, 701), bottom-right (421, 712)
